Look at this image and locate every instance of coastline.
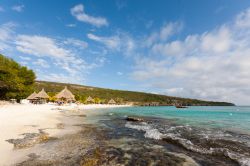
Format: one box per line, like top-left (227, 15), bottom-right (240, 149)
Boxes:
top-left (0, 103), bottom-right (131, 166)
top-left (1, 104), bottom-right (249, 165)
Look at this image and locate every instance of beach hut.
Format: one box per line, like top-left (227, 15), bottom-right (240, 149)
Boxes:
top-left (55, 87), bottom-right (75, 103)
top-left (26, 92), bottom-right (38, 103)
top-left (108, 99), bottom-right (116, 105)
top-left (36, 89), bottom-right (49, 104)
top-left (85, 96), bottom-right (94, 104)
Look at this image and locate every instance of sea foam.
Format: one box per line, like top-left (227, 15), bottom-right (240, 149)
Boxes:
top-left (125, 120), bottom-right (250, 166)
top-left (125, 122), bottom-right (163, 140)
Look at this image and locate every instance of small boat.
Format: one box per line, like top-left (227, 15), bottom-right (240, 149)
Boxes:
top-left (175, 105), bottom-right (188, 108)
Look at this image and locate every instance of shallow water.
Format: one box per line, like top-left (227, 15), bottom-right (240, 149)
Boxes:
top-left (105, 106), bottom-right (250, 132)
top-left (87, 106), bottom-right (250, 166)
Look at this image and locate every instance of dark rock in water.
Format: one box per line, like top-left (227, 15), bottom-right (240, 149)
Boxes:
top-left (126, 116), bottom-right (144, 122)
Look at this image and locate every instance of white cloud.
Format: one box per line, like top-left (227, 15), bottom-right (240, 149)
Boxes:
top-left (19, 61), bottom-right (28, 65)
top-left (235, 8), bottom-right (250, 28)
top-left (12, 5), bottom-right (24, 12)
top-left (13, 34), bottom-right (107, 84)
top-left (132, 58), bottom-right (169, 80)
top-left (152, 40), bottom-right (184, 57)
top-left (14, 34), bottom-right (93, 79)
top-left (19, 56), bottom-right (31, 61)
top-left (160, 22), bottom-right (183, 40)
top-left (164, 87), bottom-right (184, 96)
top-left (0, 22), bottom-right (16, 51)
top-left (117, 72), bottom-right (123, 76)
top-left (87, 33), bottom-right (120, 49)
top-left (66, 24), bottom-right (76, 27)
top-left (0, 21), bottom-right (106, 85)
top-left (39, 73), bottom-right (85, 84)
top-left (152, 26), bottom-right (232, 57)
top-left (70, 4), bottom-right (108, 27)
top-left (33, 59), bottom-right (50, 68)
top-left (131, 8), bottom-right (250, 105)
top-left (64, 38), bottom-right (88, 49)
top-left (87, 33), bottom-right (136, 55)
top-left (145, 22), bottom-right (183, 47)
top-left (0, 22), bottom-right (15, 41)
top-left (15, 35), bottom-right (71, 58)
top-left (200, 26), bottom-right (232, 53)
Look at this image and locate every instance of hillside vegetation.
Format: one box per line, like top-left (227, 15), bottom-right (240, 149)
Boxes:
top-left (35, 81), bottom-right (234, 106)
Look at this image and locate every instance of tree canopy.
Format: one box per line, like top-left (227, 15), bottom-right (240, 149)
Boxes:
top-left (0, 54), bottom-right (36, 100)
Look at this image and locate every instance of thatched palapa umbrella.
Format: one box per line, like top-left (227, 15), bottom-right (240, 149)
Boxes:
top-left (86, 96), bottom-right (94, 103)
top-left (36, 88), bottom-right (49, 99)
top-left (26, 92), bottom-right (37, 100)
top-left (36, 89), bottom-right (49, 104)
top-left (55, 87), bottom-right (75, 102)
top-left (108, 99), bottom-right (116, 105)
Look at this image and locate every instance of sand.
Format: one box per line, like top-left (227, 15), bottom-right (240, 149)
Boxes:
top-left (0, 103), bottom-right (130, 166)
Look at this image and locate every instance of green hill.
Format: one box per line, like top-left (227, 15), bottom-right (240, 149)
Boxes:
top-left (35, 80), bottom-right (235, 106)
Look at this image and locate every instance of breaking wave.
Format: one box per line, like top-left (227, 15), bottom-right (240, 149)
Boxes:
top-left (125, 120), bottom-right (250, 166)
top-left (125, 122), bottom-right (163, 140)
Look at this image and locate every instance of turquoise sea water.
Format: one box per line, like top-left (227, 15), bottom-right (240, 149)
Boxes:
top-left (87, 106), bottom-right (250, 165)
top-left (105, 106), bottom-right (250, 133)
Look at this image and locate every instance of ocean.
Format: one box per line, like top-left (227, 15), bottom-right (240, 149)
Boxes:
top-left (86, 106), bottom-right (250, 166)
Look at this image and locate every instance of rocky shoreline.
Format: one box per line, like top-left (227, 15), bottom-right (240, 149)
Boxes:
top-left (17, 124), bottom-right (102, 166)
top-left (16, 125), bottom-right (198, 166)
top-left (6, 112), bottom-right (200, 166)
top-left (6, 111), bottom-right (242, 166)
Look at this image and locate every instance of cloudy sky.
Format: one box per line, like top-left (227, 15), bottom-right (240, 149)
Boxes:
top-left (1, 0), bottom-right (250, 105)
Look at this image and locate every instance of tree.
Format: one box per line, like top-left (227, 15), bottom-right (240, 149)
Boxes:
top-left (0, 54), bottom-right (36, 100)
top-left (115, 97), bottom-right (124, 104)
top-left (94, 97), bottom-right (101, 104)
top-left (74, 94), bottom-right (86, 103)
top-left (48, 92), bottom-right (55, 102)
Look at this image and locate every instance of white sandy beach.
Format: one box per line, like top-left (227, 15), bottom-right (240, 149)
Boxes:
top-left (0, 103), bottom-right (130, 166)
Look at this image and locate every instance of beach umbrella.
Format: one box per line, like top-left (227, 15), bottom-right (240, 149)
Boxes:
top-left (26, 92), bottom-right (37, 100)
top-left (55, 86), bottom-right (75, 101)
top-left (36, 88), bottom-right (49, 99)
top-left (108, 99), bottom-right (116, 105)
top-left (86, 96), bottom-right (94, 103)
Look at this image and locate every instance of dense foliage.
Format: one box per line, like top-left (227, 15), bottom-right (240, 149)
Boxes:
top-left (0, 54), bottom-right (36, 100)
top-left (35, 81), bottom-right (235, 106)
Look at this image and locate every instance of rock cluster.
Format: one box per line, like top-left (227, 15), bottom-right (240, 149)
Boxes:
top-left (125, 116), bottom-right (144, 122)
top-left (6, 129), bottom-right (56, 149)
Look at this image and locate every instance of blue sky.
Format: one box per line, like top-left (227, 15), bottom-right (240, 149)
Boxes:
top-left (1, 0), bottom-right (250, 105)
